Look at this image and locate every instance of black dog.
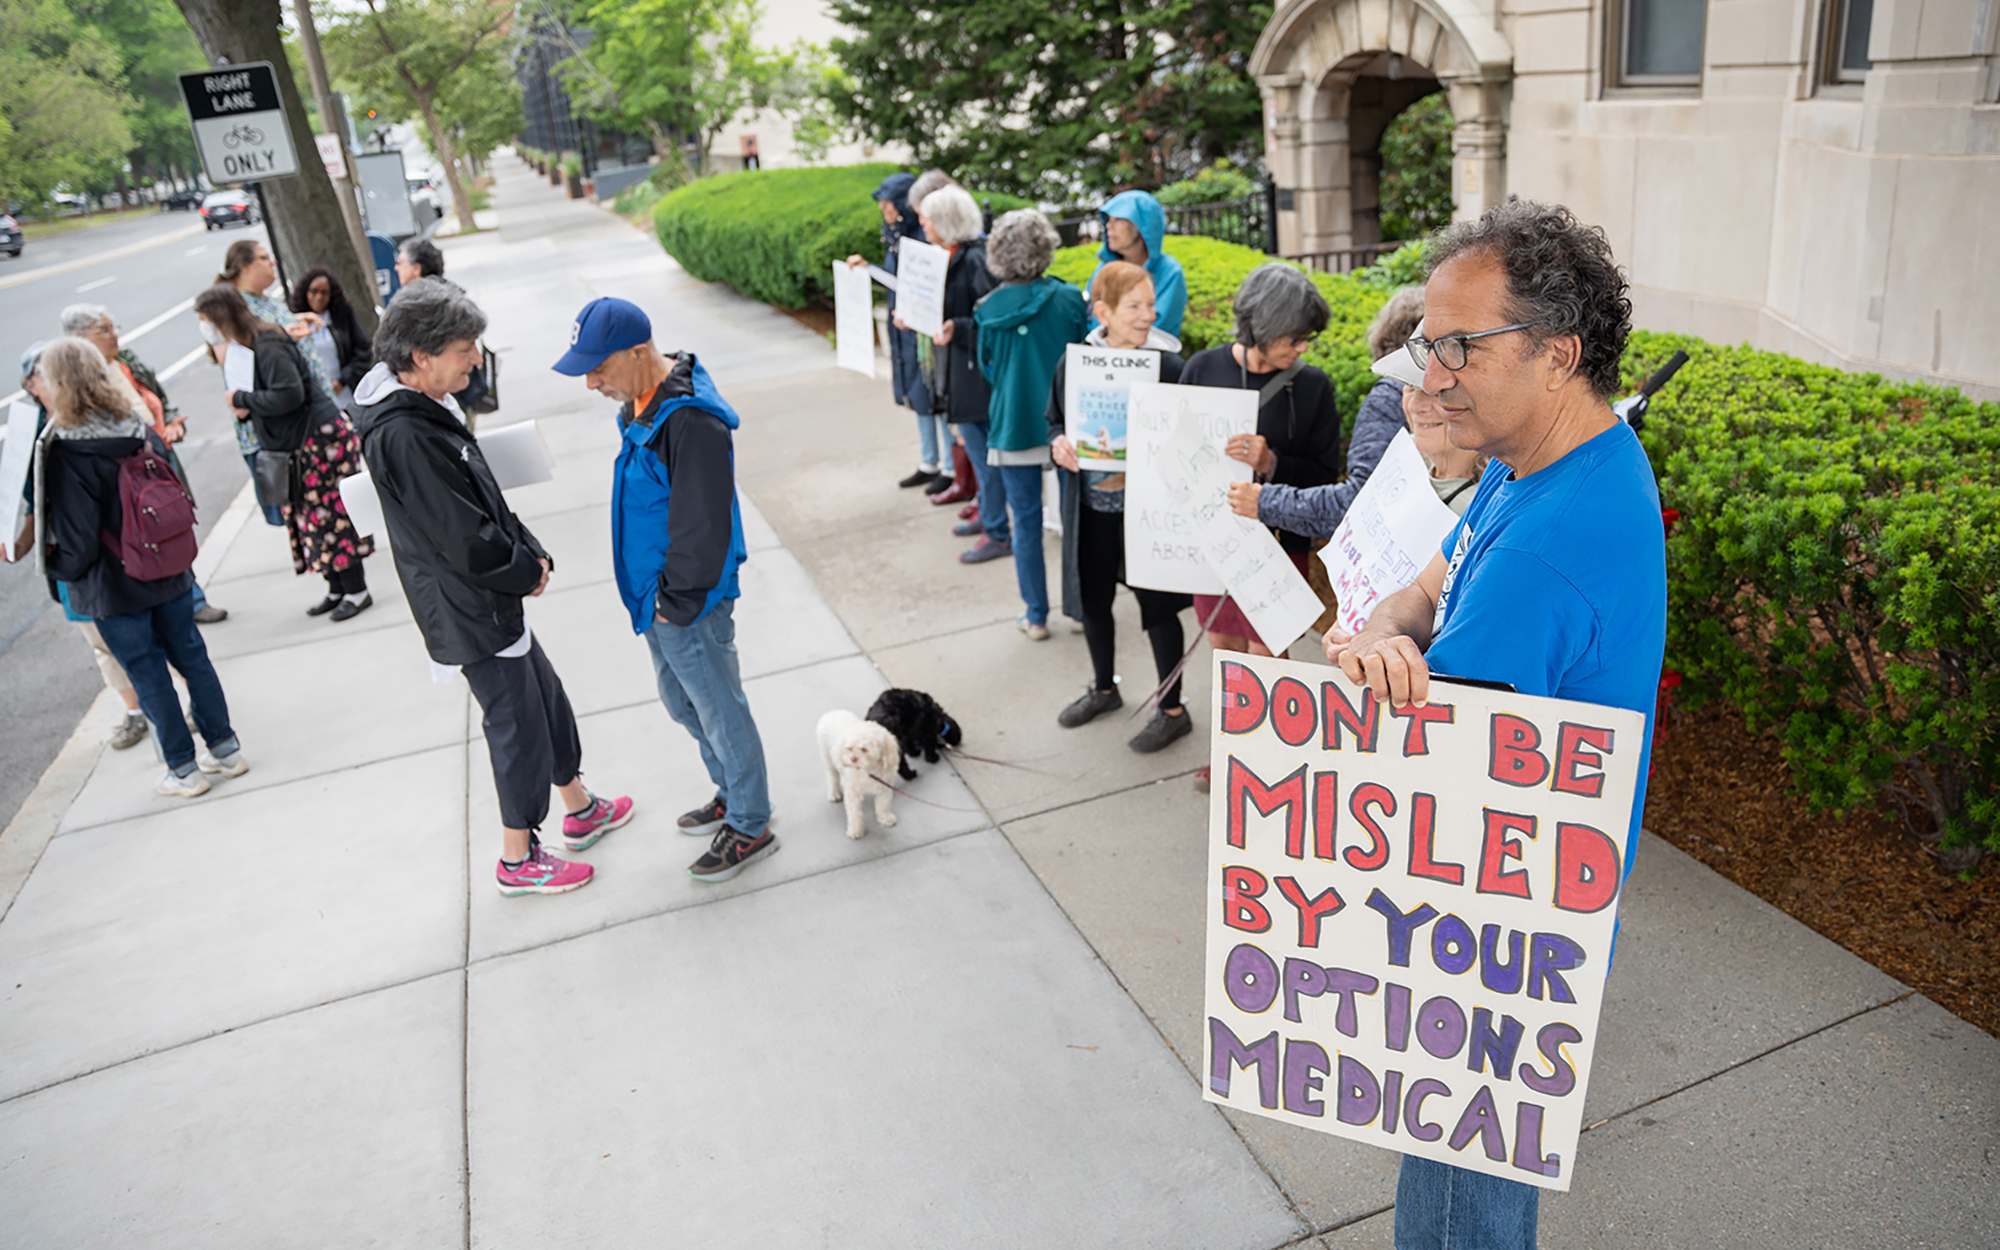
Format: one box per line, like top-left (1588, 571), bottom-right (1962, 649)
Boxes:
top-left (866, 688), bottom-right (963, 780)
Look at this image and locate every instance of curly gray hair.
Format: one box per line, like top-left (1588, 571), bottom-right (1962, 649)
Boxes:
top-left (1232, 263), bottom-right (1330, 349)
top-left (1364, 287), bottom-right (1425, 360)
top-left (372, 278), bottom-right (487, 374)
top-left (984, 210), bottom-right (1059, 282)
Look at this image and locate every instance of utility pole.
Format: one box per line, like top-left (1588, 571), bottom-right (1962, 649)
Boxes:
top-left (290, 0), bottom-right (378, 316)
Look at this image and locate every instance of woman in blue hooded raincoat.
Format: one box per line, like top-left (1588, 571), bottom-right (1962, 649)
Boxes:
top-left (1082, 190), bottom-right (1188, 338)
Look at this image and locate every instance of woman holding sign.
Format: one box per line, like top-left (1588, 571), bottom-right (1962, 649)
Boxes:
top-left (1047, 262), bottom-right (1195, 752)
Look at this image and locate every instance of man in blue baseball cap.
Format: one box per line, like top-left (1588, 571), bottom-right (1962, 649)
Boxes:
top-left (554, 298), bottom-right (777, 883)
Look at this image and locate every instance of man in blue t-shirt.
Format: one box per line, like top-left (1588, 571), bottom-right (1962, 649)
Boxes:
top-left (1322, 201), bottom-right (1666, 1250)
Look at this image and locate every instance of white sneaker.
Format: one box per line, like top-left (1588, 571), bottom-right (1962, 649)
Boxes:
top-left (197, 749), bottom-right (250, 778)
top-left (158, 769), bottom-right (211, 798)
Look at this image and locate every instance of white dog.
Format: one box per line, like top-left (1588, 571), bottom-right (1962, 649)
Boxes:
top-left (815, 710), bottom-right (901, 839)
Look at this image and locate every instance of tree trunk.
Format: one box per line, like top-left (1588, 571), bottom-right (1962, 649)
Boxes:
top-left (172, 0), bottom-right (381, 332)
top-left (410, 97), bottom-right (478, 234)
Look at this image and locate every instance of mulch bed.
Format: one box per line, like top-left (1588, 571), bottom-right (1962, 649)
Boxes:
top-left (1644, 697), bottom-right (1997, 1037)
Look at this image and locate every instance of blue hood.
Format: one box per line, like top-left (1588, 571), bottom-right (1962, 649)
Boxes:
top-left (874, 172), bottom-right (923, 244)
top-left (1096, 190), bottom-right (1166, 266)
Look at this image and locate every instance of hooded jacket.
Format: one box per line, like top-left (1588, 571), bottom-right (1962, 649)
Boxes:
top-left (38, 411), bottom-right (193, 619)
top-left (873, 173), bottom-right (922, 294)
top-left (975, 277), bottom-right (1088, 454)
top-left (1084, 191), bottom-right (1189, 337)
top-left (611, 352), bottom-right (747, 634)
top-left (351, 363), bottom-right (549, 665)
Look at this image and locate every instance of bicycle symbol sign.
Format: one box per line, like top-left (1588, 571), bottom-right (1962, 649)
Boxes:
top-left (222, 123), bottom-right (266, 149)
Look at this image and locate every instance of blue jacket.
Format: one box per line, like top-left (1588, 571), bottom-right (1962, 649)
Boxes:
top-left (611, 352), bottom-right (748, 634)
top-left (1083, 190), bottom-right (1188, 336)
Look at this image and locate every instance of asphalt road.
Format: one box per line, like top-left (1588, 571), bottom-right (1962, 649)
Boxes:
top-left (1, 211), bottom-right (294, 832)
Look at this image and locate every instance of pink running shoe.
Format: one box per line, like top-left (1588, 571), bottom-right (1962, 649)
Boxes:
top-left (561, 792), bottom-right (635, 852)
top-left (496, 836), bottom-right (594, 896)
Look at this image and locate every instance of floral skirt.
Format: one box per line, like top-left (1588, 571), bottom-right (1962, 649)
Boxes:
top-left (283, 413), bottom-right (375, 577)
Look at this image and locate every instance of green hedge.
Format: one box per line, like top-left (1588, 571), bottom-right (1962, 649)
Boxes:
top-left (652, 164), bottom-right (1031, 308)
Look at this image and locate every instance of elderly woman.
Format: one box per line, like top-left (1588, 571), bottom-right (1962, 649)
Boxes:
top-left (33, 338), bottom-right (246, 799)
top-left (289, 265), bottom-right (374, 405)
top-left (971, 209), bottom-right (1089, 639)
top-left (351, 278), bottom-right (629, 897)
top-left (1226, 285), bottom-right (1428, 536)
top-left (194, 283), bottom-right (375, 620)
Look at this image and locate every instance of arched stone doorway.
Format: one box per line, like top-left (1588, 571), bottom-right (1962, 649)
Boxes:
top-left (1251, 0), bottom-right (1512, 258)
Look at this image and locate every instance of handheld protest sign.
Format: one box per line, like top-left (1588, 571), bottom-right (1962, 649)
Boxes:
top-left (1318, 430), bottom-right (1460, 636)
top-left (1202, 653), bottom-right (1643, 1191)
top-left (895, 239), bottom-right (950, 338)
top-left (833, 262), bottom-right (877, 378)
top-left (1123, 383), bottom-right (1255, 595)
top-left (1064, 343), bottom-right (1157, 470)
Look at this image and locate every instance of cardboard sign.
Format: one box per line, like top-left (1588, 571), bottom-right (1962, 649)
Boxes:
top-left (1203, 653), bottom-right (1643, 1192)
top-left (832, 261), bottom-right (877, 378)
top-left (1319, 430), bottom-right (1461, 635)
top-left (1123, 382), bottom-right (1255, 595)
top-left (0, 402), bottom-right (39, 561)
top-left (1063, 343), bottom-right (1158, 470)
top-left (895, 239), bottom-right (949, 338)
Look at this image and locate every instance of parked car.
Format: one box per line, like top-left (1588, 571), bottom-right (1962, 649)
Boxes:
top-left (406, 177), bottom-right (445, 223)
top-left (200, 190), bottom-right (259, 230)
top-left (0, 213), bottom-right (20, 259)
top-left (163, 189), bottom-right (204, 212)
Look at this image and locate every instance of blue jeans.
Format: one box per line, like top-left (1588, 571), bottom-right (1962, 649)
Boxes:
top-left (644, 598), bottom-right (771, 836)
top-left (94, 587), bottom-right (237, 774)
top-left (995, 463), bottom-right (1049, 625)
top-left (957, 423), bottom-right (1007, 545)
top-left (243, 453), bottom-right (284, 526)
top-left (916, 413), bottom-right (948, 471)
top-left (1395, 1156), bottom-right (1539, 1250)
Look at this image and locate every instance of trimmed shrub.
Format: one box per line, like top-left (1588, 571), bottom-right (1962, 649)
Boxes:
top-left (1156, 161), bottom-right (1259, 208)
top-left (1628, 330), bottom-right (2000, 865)
top-left (653, 164), bottom-right (1032, 308)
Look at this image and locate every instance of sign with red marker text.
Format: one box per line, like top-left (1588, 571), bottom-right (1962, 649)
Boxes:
top-left (1202, 654), bottom-right (1643, 1191)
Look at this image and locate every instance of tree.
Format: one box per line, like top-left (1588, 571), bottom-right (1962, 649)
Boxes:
top-left (71, 0), bottom-right (207, 189)
top-left (0, 0), bottom-right (134, 213)
top-left (1378, 93), bottom-right (1454, 242)
top-left (171, 0), bottom-right (380, 330)
top-left (825, 0), bottom-right (1271, 200)
top-left (319, 0), bottom-right (519, 233)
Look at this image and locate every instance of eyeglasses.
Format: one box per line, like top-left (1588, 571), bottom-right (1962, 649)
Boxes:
top-left (1286, 333), bottom-right (1319, 349)
top-left (1405, 320), bottom-right (1547, 372)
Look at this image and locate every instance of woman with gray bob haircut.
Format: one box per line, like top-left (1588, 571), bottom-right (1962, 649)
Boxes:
top-left (368, 277), bottom-right (488, 375)
top-left (917, 185), bottom-right (983, 248)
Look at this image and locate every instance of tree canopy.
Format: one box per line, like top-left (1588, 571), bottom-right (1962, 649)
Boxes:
top-left (1378, 92), bottom-right (1454, 242)
top-left (0, 0), bottom-right (135, 208)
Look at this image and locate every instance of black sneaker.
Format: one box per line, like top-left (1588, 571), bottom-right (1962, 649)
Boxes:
top-left (1057, 686), bottom-right (1122, 728)
top-left (1128, 708), bottom-right (1193, 753)
top-left (898, 469), bottom-right (942, 489)
top-left (689, 825), bottom-right (779, 882)
top-left (677, 795), bottom-right (728, 836)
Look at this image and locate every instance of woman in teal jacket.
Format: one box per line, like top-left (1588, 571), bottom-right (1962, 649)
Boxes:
top-left (973, 209), bottom-right (1088, 638)
top-left (1082, 190), bottom-right (1188, 337)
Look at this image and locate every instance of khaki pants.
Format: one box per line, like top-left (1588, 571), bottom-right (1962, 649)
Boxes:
top-left (75, 620), bottom-right (134, 698)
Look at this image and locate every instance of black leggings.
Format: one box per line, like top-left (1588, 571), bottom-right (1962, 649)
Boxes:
top-left (461, 637), bottom-right (583, 830)
top-left (1076, 504), bottom-right (1187, 710)
top-left (325, 562), bottom-right (368, 595)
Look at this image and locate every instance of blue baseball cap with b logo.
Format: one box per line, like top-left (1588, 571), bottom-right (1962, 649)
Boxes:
top-left (552, 297), bottom-right (652, 375)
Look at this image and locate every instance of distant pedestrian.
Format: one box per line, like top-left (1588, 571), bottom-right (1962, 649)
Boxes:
top-left (216, 240), bottom-right (337, 526)
top-left (194, 284), bottom-right (376, 621)
top-left (353, 279), bottom-right (632, 896)
top-left (1083, 190), bottom-right (1188, 338)
top-left (289, 266), bottom-right (374, 408)
top-left (553, 297), bottom-right (779, 884)
top-left (395, 238), bottom-right (445, 287)
top-left (32, 338), bottom-right (247, 799)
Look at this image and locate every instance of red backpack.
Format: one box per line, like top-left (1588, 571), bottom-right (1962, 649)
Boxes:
top-left (101, 443), bottom-right (198, 581)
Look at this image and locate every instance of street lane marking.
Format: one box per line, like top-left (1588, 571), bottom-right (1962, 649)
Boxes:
top-left (75, 275), bottom-right (116, 293)
top-left (185, 246), bottom-right (206, 256)
top-left (123, 297), bottom-right (196, 346)
top-left (0, 301), bottom-right (201, 446)
top-left (157, 343), bottom-right (210, 383)
top-left (0, 223), bottom-right (207, 292)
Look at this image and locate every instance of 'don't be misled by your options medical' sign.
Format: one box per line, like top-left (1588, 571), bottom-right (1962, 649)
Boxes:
top-left (1203, 653), bottom-right (1645, 1191)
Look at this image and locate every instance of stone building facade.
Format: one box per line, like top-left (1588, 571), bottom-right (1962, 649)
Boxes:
top-left (1253, 0), bottom-right (2000, 395)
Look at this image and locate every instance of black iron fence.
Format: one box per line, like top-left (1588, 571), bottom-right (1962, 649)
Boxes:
top-left (1051, 186), bottom-right (1278, 254)
top-left (1282, 242), bottom-right (1404, 274)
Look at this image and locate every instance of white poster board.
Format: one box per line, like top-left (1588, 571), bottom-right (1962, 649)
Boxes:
top-left (1123, 383), bottom-right (1255, 595)
top-left (340, 420), bottom-right (554, 540)
top-left (832, 262), bottom-right (877, 378)
top-left (0, 402), bottom-right (39, 561)
top-left (894, 239), bottom-right (949, 338)
top-left (1204, 654), bottom-right (1642, 1192)
top-left (221, 342), bottom-right (255, 394)
top-left (1063, 344), bottom-right (1158, 471)
top-left (1319, 430), bottom-right (1461, 636)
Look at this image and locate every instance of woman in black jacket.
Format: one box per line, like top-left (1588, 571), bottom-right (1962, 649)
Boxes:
top-left (195, 283), bottom-right (376, 620)
top-left (290, 265), bottom-right (374, 402)
top-left (33, 338), bottom-right (245, 798)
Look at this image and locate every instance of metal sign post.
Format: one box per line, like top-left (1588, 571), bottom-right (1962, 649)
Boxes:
top-left (179, 63), bottom-right (301, 294)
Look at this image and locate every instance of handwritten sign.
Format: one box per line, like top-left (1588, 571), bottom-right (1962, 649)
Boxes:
top-left (832, 262), bottom-right (877, 378)
top-left (1123, 383), bottom-right (1254, 595)
top-left (1319, 430), bottom-right (1460, 635)
top-left (1063, 343), bottom-right (1158, 470)
top-left (1203, 653), bottom-right (1642, 1192)
top-left (895, 238), bottom-right (949, 338)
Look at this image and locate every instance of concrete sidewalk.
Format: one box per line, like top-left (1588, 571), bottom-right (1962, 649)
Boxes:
top-left (0, 155), bottom-right (1992, 1248)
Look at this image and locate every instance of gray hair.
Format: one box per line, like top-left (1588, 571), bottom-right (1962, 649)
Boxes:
top-left (372, 278), bottom-right (487, 374)
top-left (1364, 287), bottom-right (1426, 360)
top-left (984, 210), bottom-right (1059, 282)
top-left (1232, 263), bottom-right (1330, 349)
top-left (906, 169), bottom-right (955, 213)
top-left (921, 185), bottom-right (983, 246)
top-left (59, 303), bottom-right (112, 336)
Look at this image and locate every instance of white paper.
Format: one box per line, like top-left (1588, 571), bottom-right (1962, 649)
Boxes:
top-left (832, 261), bottom-right (877, 378)
top-left (221, 341), bottom-right (254, 394)
top-left (1123, 383), bottom-right (1256, 595)
top-left (338, 470), bottom-right (386, 540)
top-left (1197, 511), bottom-right (1325, 654)
top-left (477, 420), bottom-right (555, 490)
top-left (1063, 344), bottom-right (1158, 472)
top-left (0, 402), bottom-right (38, 561)
top-left (894, 238), bottom-right (949, 338)
top-left (1319, 430), bottom-right (1461, 635)
top-left (865, 264), bottom-right (898, 292)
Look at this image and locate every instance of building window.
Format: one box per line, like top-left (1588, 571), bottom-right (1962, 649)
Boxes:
top-left (1825, 0), bottom-right (1875, 85)
top-left (1610, 0), bottom-right (1706, 88)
